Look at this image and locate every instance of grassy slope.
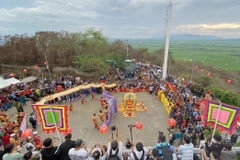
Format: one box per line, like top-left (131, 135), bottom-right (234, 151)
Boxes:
top-left (128, 39), bottom-right (240, 71)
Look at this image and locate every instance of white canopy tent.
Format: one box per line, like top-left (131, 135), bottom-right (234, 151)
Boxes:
top-left (5, 77), bottom-right (21, 85)
top-left (21, 76), bottom-right (38, 83)
top-left (0, 77), bottom-right (10, 89)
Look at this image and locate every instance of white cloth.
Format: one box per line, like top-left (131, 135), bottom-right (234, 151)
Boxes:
top-left (68, 148), bottom-right (88, 160)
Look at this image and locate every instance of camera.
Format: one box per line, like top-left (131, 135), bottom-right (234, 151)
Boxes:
top-left (20, 139), bottom-right (24, 147)
top-left (111, 126), bottom-right (116, 131)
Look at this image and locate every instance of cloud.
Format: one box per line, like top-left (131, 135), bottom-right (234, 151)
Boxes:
top-left (177, 23), bottom-right (240, 31)
top-left (0, 0), bottom-right (240, 38)
top-left (176, 23), bottom-right (240, 38)
top-left (0, 0), bottom-right (102, 23)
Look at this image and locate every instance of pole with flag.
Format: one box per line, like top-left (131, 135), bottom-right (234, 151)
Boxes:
top-left (211, 101), bottom-right (222, 144)
top-left (50, 105), bottom-right (62, 142)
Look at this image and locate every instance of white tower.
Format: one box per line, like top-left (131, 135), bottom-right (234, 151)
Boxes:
top-left (162, 2), bottom-right (172, 79)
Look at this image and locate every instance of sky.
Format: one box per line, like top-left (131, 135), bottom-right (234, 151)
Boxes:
top-left (0, 0), bottom-right (240, 38)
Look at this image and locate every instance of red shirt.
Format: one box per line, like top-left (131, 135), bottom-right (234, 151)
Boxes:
top-left (2, 135), bottom-right (10, 146)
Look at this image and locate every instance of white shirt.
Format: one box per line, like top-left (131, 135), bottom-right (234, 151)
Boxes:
top-left (107, 142), bottom-right (123, 160)
top-left (68, 148), bottom-right (88, 160)
top-left (130, 149), bottom-right (146, 160)
top-left (178, 143), bottom-right (194, 160)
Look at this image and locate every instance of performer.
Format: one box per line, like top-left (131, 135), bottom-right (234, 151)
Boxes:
top-left (69, 102), bottom-right (73, 112)
top-left (81, 93), bottom-right (87, 104)
top-left (91, 90), bottom-right (97, 100)
top-left (92, 114), bottom-right (99, 129)
top-left (98, 110), bottom-right (104, 122)
top-left (99, 97), bottom-right (105, 107)
top-left (104, 106), bottom-right (109, 121)
top-left (33, 131), bottom-right (42, 150)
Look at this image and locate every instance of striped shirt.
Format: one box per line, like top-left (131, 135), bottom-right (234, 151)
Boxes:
top-left (178, 143), bottom-right (194, 160)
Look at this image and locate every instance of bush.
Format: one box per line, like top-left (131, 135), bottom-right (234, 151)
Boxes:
top-left (206, 86), bottom-right (240, 107)
top-left (196, 76), bottom-right (211, 87)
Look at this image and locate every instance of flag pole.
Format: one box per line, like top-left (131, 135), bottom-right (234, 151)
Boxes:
top-left (50, 105), bottom-right (62, 142)
top-left (211, 101), bottom-right (222, 144)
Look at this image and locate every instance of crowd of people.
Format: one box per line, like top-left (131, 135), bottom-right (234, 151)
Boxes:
top-left (0, 62), bottom-right (239, 160)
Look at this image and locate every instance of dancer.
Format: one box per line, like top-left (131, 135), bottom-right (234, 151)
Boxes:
top-left (92, 114), bottom-right (99, 129)
top-left (104, 106), bottom-right (109, 121)
top-left (69, 102), bottom-right (73, 112)
top-left (81, 93), bottom-right (87, 104)
top-left (98, 110), bottom-right (104, 122)
top-left (99, 97), bottom-right (105, 107)
top-left (91, 90), bottom-right (97, 100)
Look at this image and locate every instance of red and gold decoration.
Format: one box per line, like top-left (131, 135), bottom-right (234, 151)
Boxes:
top-left (23, 69), bottom-right (28, 73)
top-left (32, 104), bottom-right (69, 134)
top-left (99, 125), bottom-right (108, 134)
top-left (135, 121), bottom-right (143, 129)
top-left (118, 92), bottom-right (148, 117)
top-left (227, 79), bottom-right (232, 84)
top-left (168, 118), bottom-right (176, 127)
top-left (202, 99), bottom-right (240, 134)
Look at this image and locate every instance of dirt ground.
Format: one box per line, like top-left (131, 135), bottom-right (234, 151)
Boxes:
top-left (8, 92), bottom-right (169, 147)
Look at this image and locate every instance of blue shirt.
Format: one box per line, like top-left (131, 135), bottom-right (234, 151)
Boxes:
top-left (156, 142), bottom-right (174, 155)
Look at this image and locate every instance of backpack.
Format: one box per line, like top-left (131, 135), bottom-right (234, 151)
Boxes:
top-left (132, 149), bottom-right (145, 160)
top-left (161, 144), bottom-right (173, 160)
top-left (108, 148), bottom-right (120, 160)
top-left (29, 117), bottom-right (34, 123)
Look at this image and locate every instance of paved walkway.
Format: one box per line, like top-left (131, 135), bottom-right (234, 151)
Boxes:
top-left (8, 92), bottom-right (169, 147)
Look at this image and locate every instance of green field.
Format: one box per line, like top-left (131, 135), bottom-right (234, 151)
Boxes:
top-left (128, 39), bottom-right (240, 70)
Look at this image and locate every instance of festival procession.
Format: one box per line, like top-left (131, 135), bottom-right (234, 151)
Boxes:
top-left (1, 1), bottom-right (240, 160)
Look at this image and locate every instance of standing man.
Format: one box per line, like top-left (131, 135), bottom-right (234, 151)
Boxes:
top-left (29, 113), bottom-right (37, 129)
top-left (175, 135), bottom-right (194, 160)
top-left (55, 133), bottom-right (75, 160)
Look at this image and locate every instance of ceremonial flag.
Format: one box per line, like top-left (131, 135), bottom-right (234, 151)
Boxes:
top-left (203, 99), bottom-right (240, 134)
top-left (32, 104), bottom-right (69, 134)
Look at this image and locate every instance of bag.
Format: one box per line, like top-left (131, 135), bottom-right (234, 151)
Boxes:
top-left (29, 117), bottom-right (34, 123)
top-left (161, 144), bottom-right (173, 160)
top-left (132, 149), bottom-right (145, 160)
top-left (108, 148), bottom-right (120, 160)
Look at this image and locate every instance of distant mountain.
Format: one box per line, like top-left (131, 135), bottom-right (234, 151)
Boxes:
top-left (150, 34), bottom-right (221, 40)
top-left (171, 34), bottom-right (221, 40)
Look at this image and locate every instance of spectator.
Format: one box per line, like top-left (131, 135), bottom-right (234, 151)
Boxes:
top-left (2, 133), bottom-right (10, 147)
top-left (40, 138), bottom-right (59, 160)
top-left (68, 139), bottom-right (89, 160)
top-left (28, 113), bottom-right (37, 129)
top-left (3, 143), bottom-right (24, 160)
top-left (0, 140), bottom-right (5, 160)
top-left (55, 133), bottom-right (75, 160)
top-left (200, 134), bottom-right (224, 160)
top-left (107, 128), bottom-right (123, 160)
top-left (220, 143), bottom-right (236, 160)
top-left (155, 133), bottom-right (174, 159)
top-left (176, 135), bottom-right (194, 160)
top-left (89, 144), bottom-right (107, 160)
top-left (130, 142), bottom-right (146, 160)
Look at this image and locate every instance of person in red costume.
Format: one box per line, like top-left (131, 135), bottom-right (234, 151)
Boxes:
top-left (33, 131), bottom-right (42, 150)
top-left (2, 132), bottom-right (10, 147)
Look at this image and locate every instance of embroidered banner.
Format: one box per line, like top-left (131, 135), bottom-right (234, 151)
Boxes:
top-left (203, 99), bottom-right (240, 134)
top-left (32, 105), bottom-right (69, 134)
